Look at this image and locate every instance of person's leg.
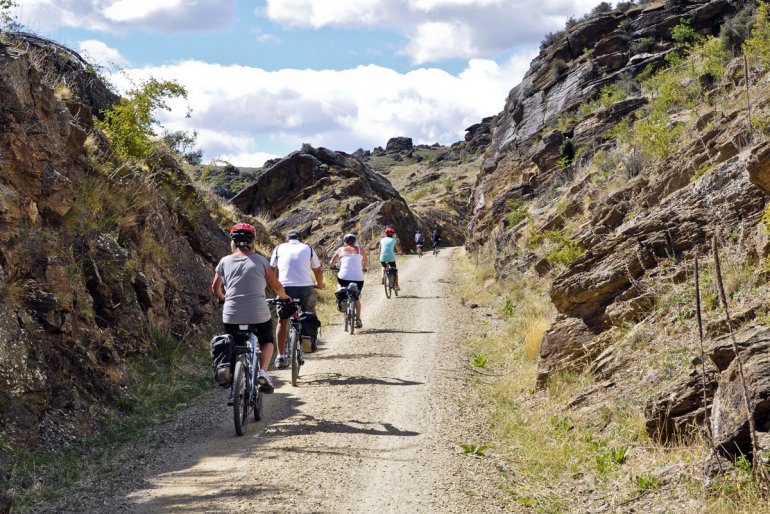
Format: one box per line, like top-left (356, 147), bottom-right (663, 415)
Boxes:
top-left (275, 318), bottom-right (288, 357)
top-left (254, 321), bottom-right (275, 393)
top-left (355, 281), bottom-right (364, 322)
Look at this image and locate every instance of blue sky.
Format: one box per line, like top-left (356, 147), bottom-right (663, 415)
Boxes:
top-left (12, 0), bottom-right (600, 167)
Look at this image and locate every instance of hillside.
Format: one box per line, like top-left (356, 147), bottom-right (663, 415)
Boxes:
top-left (4, 0), bottom-right (770, 511)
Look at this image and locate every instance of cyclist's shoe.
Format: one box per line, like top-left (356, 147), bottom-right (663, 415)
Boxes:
top-left (227, 388), bottom-right (234, 406)
top-left (355, 318), bottom-right (363, 328)
top-left (257, 370), bottom-right (274, 394)
top-left (276, 355), bottom-right (288, 369)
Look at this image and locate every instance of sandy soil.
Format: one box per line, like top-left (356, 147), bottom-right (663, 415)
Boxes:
top-left (36, 248), bottom-right (506, 513)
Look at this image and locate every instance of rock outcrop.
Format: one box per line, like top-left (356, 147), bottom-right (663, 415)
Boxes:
top-left (232, 144), bottom-right (422, 255)
top-left (0, 36), bottom-right (230, 450)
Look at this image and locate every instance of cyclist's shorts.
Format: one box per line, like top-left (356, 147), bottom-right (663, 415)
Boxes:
top-left (337, 278), bottom-right (364, 292)
top-left (380, 261), bottom-right (397, 269)
top-left (279, 286), bottom-right (317, 319)
top-left (224, 320), bottom-right (273, 346)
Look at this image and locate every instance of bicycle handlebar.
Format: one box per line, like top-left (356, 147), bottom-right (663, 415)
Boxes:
top-left (266, 298), bottom-right (301, 306)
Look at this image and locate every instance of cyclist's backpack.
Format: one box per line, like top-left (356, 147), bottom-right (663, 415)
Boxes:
top-left (334, 288), bottom-right (347, 312)
top-left (210, 334), bottom-right (233, 387)
top-left (299, 312), bottom-right (321, 340)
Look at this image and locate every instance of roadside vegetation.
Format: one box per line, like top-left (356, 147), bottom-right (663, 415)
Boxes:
top-left (453, 248), bottom-right (769, 513)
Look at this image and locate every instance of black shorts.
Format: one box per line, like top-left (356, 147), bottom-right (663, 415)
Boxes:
top-left (380, 261), bottom-right (397, 269)
top-left (278, 286), bottom-right (317, 319)
top-left (224, 320), bottom-right (273, 347)
top-left (337, 278), bottom-right (364, 292)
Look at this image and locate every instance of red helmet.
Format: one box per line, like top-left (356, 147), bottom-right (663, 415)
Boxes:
top-left (230, 223), bottom-right (256, 246)
top-left (384, 227), bottom-right (396, 235)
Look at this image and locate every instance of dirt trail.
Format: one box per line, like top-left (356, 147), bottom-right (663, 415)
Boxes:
top-left (46, 248), bottom-right (503, 513)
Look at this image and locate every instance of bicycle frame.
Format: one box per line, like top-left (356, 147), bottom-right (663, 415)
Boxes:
top-left (232, 327), bottom-right (262, 435)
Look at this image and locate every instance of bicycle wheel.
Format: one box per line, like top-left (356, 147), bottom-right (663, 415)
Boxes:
top-left (289, 329), bottom-right (300, 387)
top-left (348, 301), bottom-right (356, 335)
top-left (253, 387), bottom-right (262, 422)
top-left (384, 274), bottom-right (392, 299)
top-left (344, 304), bottom-right (350, 332)
top-left (233, 359), bottom-right (249, 435)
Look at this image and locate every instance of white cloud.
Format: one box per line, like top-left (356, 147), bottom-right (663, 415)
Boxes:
top-left (263, 0), bottom-right (605, 63)
top-left (14, 0), bottom-right (235, 33)
top-left (78, 40), bottom-right (130, 69)
top-left (112, 52), bottom-right (535, 166)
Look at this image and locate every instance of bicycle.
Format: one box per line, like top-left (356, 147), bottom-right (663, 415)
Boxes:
top-left (267, 298), bottom-right (304, 387)
top-left (383, 265), bottom-right (398, 299)
top-left (432, 243), bottom-right (439, 257)
top-left (416, 243), bottom-right (424, 257)
top-left (341, 283), bottom-right (360, 335)
top-left (230, 325), bottom-right (263, 436)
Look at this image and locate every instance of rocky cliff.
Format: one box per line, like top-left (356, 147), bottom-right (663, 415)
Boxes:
top-left (0, 35), bottom-right (238, 452)
top-left (467, 0), bottom-right (770, 467)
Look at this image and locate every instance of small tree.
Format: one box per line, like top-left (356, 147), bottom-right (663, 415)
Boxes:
top-left (97, 78), bottom-right (189, 160)
top-left (0, 0), bottom-right (20, 31)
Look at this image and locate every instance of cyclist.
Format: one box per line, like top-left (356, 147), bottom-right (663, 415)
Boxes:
top-left (414, 229), bottom-right (425, 254)
top-left (270, 230), bottom-right (325, 368)
top-left (329, 233), bottom-right (368, 328)
top-left (431, 228), bottom-right (442, 251)
top-left (377, 226), bottom-right (401, 291)
top-left (211, 222), bottom-right (288, 396)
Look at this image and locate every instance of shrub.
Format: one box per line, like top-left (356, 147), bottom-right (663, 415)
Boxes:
top-left (632, 36), bottom-right (655, 53)
top-left (592, 2), bottom-right (613, 15)
top-left (720, 2), bottom-right (757, 55)
top-left (551, 58), bottom-right (569, 80)
top-left (97, 78), bottom-right (189, 160)
top-left (616, 1), bottom-right (635, 12)
top-left (671, 18), bottom-right (701, 48)
top-left (743, 2), bottom-right (770, 70)
top-left (540, 30), bottom-right (564, 51)
top-left (504, 199), bottom-right (530, 227)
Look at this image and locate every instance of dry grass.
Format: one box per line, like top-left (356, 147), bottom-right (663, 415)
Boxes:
top-left (451, 246), bottom-right (770, 513)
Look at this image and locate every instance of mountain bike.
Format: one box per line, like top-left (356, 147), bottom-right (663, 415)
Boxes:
top-left (416, 243), bottom-right (424, 257)
top-left (267, 298), bottom-right (304, 387)
top-left (230, 326), bottom-right (263, 436)
top-left (383, 265), bottom-right (398, 299)
top-left (432, 243), bottom-right (439, 257)
top-left (342, 283), bottom-right (360, 335)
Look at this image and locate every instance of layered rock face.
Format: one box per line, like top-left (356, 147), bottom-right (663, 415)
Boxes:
top-left (0, 37), bottom-right (228, 449)
top-left (469, 0), bottom-right (736, 248)
top-left (232, 144), bottom-right (422, 255)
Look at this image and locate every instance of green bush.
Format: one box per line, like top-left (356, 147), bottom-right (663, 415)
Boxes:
top-left (504, 199), bottom-right (530, 227)
top-left (97, 78), bottom-right (188, 160)
top-left (743, 2), bottom-right (770, 70)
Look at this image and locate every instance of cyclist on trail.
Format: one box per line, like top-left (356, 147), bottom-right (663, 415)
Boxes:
top-left (377, 226), bottom-right (402, 291)
top-left (330, 233), bottom-right (368, 328)
top-left (270, 230), bottom-right (325, 368)
top-left (431, 228), bottom-right (442, 250)
top-left (415, 230), bottom-right (424, 254)
top-left (211, 223), bottom-right (288, 395)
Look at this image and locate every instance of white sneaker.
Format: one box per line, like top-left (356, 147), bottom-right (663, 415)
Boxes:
top-left (276, 355), bottom-right (288, 369)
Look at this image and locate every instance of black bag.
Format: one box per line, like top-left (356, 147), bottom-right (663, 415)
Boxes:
top-left (335, 288), bottom-right (347, 312)
top-left (210, 334), bottom-right (234, 387)
top-left (299, 312), bottom-right (321, 339)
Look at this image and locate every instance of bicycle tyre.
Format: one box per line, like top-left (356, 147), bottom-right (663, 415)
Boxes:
top-left (253, 387), bottom-right (262, 422)
top-left (384, 274), bottom-right (391, 299)
top-left (233, 359), bottom-right (249, 436)
top-left (289, 329), bottom-right (299, 387)
top-left (393, 275), bottom-right (399, 297)
top-left (344, 305), bottom-right (349, 332)
top-left (348, 301), bottom-right (356, 335)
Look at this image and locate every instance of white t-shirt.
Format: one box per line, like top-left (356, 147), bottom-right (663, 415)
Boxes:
top-left (270, 240), bottom-right (321, 287)
top-left (338, 247), bottom-right (365, 282)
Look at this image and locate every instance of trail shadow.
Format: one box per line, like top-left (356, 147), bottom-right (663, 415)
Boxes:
top-left (302, 372), bottom-right (423, 388)
top-left (396, 294), bottom-right (445, 299)
top-left (310, 352), bottom-right (403, 361)
top-left (359, 328), bottom-right (434, 335)
top-left (263, 414), bottom-right (419, 438)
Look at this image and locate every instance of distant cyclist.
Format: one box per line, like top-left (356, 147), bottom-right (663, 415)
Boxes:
top-left (431, 228), bottom-right (442, 250)
top-left (211, 223), bottom-right (288, 395)
top-left (377, 226), bottom-right (402, 291)
top-left (415, 230), bottom-right (425, 254)
top-left (270, 230), bottom-right (325, 368)
top-left (329, 233), bottom-right (368, 328)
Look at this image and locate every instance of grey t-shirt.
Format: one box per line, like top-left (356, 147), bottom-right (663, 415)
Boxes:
top-left (215, 253), bottom-right (272, 324)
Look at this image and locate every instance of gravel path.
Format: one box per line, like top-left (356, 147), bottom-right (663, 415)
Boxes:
top-left (39, 248), bottom-right (505, 513)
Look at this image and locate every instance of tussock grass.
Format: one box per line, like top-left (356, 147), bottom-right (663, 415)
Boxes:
top-left (452, 248), bottom-right (770, 512)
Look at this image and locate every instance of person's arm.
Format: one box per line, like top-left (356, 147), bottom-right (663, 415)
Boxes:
top-left (395, 242), bottom-right (402, 254)
top-left (267, 267), bottom-right (288, 299)
top-left (312, 267), bottom-right (325, 289)
top-left (361, 247), bottom-right (368, 270)
top-left (329, 249), bottom-right (341, 268)
top-left (211, 273), bottom-right (225, 302)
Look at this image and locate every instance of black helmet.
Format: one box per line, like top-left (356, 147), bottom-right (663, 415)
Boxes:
top-left (230, 223), bottom-right (256, 247)
top-left (287, 230), bottom-right (302, 241)
top-left (343, 233), bottom-right (356, 244)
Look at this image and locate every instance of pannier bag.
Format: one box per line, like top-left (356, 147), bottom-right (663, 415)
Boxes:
top-left (346, 282), bottom-right (360, 299)
top-left (335, 288), bottom-right (347, 312)
top-left (210, 334), bottom-right (234, 387)
top-left (299, 312), bottom-right (322, 340)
